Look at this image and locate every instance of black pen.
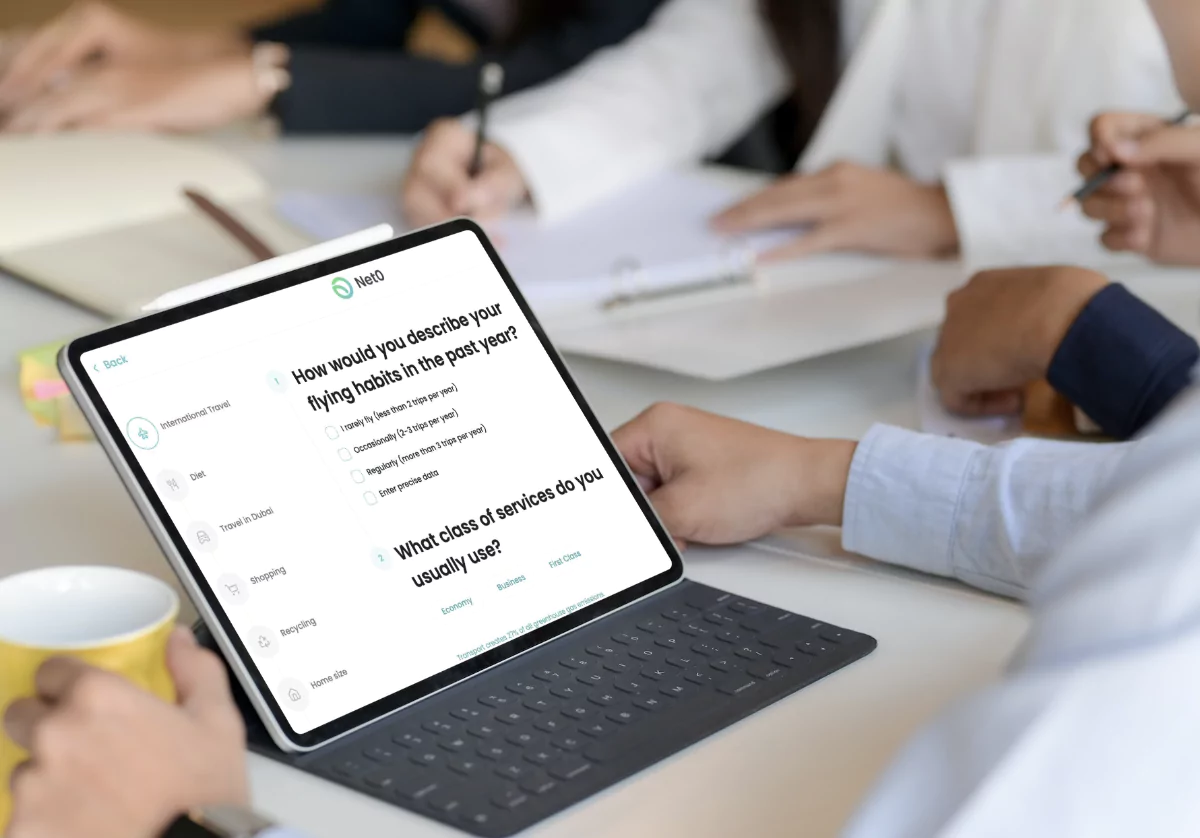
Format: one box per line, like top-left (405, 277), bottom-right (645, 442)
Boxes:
top-left (469, 62), bottom-right (505, 178)
top-left (1059, 109), bottom-right (1191, 209)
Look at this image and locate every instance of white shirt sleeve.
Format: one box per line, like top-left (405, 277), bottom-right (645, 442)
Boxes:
top-left (842, 388), bottom-right (1200, 838)
top-left (842, 424), bottom-right (1135, 599)
top-left (485, 0), bottom-right (789, 222)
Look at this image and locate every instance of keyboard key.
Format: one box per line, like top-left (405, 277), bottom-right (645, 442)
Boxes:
top-left (627, 647), bottom-right (659, 662)
top-left (495, 710), bottom-right (527, 726)
top-left (438, 735), bottom-right (468, 752)
top-left (634, 695), bottom-right (667, 712)
top-left (332, 758), bottom-right (367, 778)
top-left (797, 639), bottom-right (833, 656)
top-left (560, 656), bottom-right (591, 670)
top-left (548, 757), bottom-right (593, 781)
top-left (523, 696), bottom-right (557, 712)
top-left (460, 810), bottom-right (494, 828)
top-left (602, 660), bottom-right (632, 675)
top-left (477, 743), bottom-right (508, 761)
top-left (505, 730), bottom-right (541, 748)
top-left (690, 642), bottom-right (722, 656)
top-left (495, 763), bottom-right (529, 782)
top-left (448, 757), bottom-right (481, 776)
top-left (659, 682), bottom-right (689, 698)
top-left (421, 719), bottom-right (457, 735)
top-left (587, 643), bottom-right (617, 657)
top-left (818, 626), bottom-right (847, 643)
top-left (550, 684), bottom-right (583, 699)
top-left (410, 751), bottom-right (441, 767)
top-left (734, 646), bottom-right (767, 662)
top-left (561, 705), bottom-right (590, 720)
top-left (654, 636), bottom-right (683, 649)
top-left (704, 612), bottom-right (738, 627)
top-left (636, 618), bottom-right (666, 633)
top-left (746, 611), bottom-right (798, 636)
top-left (580, 721), bottom-right (614, 738)
top-left (660, 608), bottom-right (692, 622)
top-left (606, 709), bottom-right (638, 725)
top-left (468, 722), bottom-right (499, 738)
top-left (524, 748), bottom-right (559, 766)
top-left (479, 693), bottom-right (511, 708)
top-left (534, 716), bottom-right (567, 734)
top-left (532, 668), bottom-right (565, 682)
top-left (551, 734), bottom-right (584, 751)
top-left (666, 654), bottom-right (699, 668)
top-left (587, 691), bottom-right (617, 707)
top-left (449, 706), bottom-right (484, 722)
top-left (491, 789), bottom-right (530, 810)
top-left (708, 657), bottom-right (737, 673)
top-left (391, 731), bottom-right (425, 749)
top-left (679, 622), bottom-right (712, 637)
top-left (520, 774), bottom-right (558, 795)
top-left (576, 672), bottom-right (606, 686)
top-left (683, 587), bottom-right (726, 611)
top-left (772, 651), bottom-right (804, 667)
top-left (613, 677), bottom-right (647, 693)
top-left (748, 663), bottom-right (787, 680)
top-left (364, 769), bottom-right (398, 790)
top-left (716, 676), bottom-right (759, 697)
top-left (611, 632), bottom-right (639, 645)
top-left (641, 664), bottom-right (670, 680)
top-left (363, 745), bottom-right (395, 763)
top-left (394, 776), bottom-right (440, 800)
top-left (427, 790), bottom-right (463, 814)
top-left (715, 629), bottom-right (748, 645)
top-left (727, 599), bottom-right (762, 615)
top-left (505, 680), bottom-right (539, 695)
top-left (683, 668), bottom-right (713, 685)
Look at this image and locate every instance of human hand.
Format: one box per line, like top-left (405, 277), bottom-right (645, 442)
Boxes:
top-left (0, 2), bottom-right (244, 112)
top-left (2, 55), bottom-right (264, 133)
top-left (931, 266), bottom-right (1109, 416)
top-left (403, 118), bottom-right (529, 227)
top-left (711, 162), bottom-right (959, 261)
top-left (1076, 112), bottom-right (1200, 265)
top-left (3, 627), bottom-right (248, 838)
top-left (611, 403), bottom-right (856, 549)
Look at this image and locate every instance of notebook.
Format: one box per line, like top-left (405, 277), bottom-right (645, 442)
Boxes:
top-left (0, 133), bottom-right (311, 317)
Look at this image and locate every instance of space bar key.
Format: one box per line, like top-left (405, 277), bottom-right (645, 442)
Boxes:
top-left (582, 705), bottom-right (725, 764)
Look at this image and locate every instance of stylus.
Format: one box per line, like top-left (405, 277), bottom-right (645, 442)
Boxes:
top-left (469, 63), bottom-right (505, 178)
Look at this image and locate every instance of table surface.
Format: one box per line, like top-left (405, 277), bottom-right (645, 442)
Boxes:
top-left (6, 135), bottom-right (1196, 838)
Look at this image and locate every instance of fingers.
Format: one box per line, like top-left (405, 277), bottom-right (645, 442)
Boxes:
top-left (2, 79), bottom-right (112, 132)
top-left (0, 2), bottom-right (101, 108)
top-left (1078, 191), bottom-right (1154, 228)
top-left (166, 626), bottom-right (237, 728)
top-left (3, 697), bottom-right (53, 751)
top-left (610, 406), bottom-right (667, 487)
top-left (1100, 224), bottom-right (1152, 254)
top-left (1122, 123), bottom-right (1200, 166)
top-left (712, 172), bottom-right (837, 233)
top-left (940, 389), bottom-right (1024, 417)
top-left (758, 223), bottom-right (852, 261)
top-left (1088, 111), bottom-right (1173, 167)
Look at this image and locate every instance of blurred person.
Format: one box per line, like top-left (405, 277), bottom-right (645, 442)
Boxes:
top-left (0, 0), bottom-right (661, 134)
top-left (403, 0), bottom-right (1181, 267)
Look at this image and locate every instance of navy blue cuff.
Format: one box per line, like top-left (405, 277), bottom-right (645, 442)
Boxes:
top-left (1047, 283), bottom-right (1198, 439)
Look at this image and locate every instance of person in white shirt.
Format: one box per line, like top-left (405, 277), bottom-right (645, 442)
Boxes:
top-left (402, 0), bottom-right (1181, 267)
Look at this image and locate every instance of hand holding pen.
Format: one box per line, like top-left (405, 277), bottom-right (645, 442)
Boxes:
top-left (1069, 109), bottom-right (1200, 266)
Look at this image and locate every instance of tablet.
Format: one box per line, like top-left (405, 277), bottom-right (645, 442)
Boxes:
top-left (62, 220), bottom-right (683, 752)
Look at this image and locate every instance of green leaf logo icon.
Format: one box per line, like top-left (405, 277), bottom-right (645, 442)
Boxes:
top-left (331, 277), bottom-right (354, 299)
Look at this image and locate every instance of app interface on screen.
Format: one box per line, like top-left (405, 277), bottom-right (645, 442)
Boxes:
top-left (83, 232), bottom-right (672, 733)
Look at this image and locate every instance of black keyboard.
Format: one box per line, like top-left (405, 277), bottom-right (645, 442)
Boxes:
top-left (216, 581), bottom-right (875, 837)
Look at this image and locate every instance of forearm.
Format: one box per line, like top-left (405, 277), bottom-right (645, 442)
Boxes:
top-left (840, 425), bottom-right (1135, 599)
top-left (1047, 283), bottom-right (1199, 439)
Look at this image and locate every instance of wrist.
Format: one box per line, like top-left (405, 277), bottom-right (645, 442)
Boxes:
top-left (785, 439), bottom-right (857, 528)
top-left (922, 184), bottom-right (960, 257)
top-left (176, 29), bottom-right (249, 62)
top-left (1030, 267), bottom-right (1110, 373)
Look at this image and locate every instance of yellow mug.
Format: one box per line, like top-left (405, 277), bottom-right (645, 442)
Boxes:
top-left (0, 566), bottom-right (179, 831)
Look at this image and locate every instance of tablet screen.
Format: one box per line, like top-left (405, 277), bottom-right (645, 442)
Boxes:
top-left (70, 224), bottom-right (679, 745)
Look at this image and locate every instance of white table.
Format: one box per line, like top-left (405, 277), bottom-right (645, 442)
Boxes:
top-left (19, 134), bottom-right (1174, 838)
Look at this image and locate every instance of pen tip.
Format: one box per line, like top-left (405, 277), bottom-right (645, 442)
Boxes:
top-left (1056, 196), bottom-right (1077, 212)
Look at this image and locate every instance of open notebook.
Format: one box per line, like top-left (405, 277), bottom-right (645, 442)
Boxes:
top-left (0, 133), bottom-right (311, 316)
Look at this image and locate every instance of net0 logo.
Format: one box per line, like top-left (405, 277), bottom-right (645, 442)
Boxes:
top-left (331, 269), bottom-right (385, 300)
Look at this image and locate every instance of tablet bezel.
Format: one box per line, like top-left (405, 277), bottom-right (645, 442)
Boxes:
top-left (61, 218), bottom-right (685, 751)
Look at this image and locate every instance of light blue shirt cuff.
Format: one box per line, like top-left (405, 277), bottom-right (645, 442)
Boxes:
top-left (842, 424), bottom-right (980, 579)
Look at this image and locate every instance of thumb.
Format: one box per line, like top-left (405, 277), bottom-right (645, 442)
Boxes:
top-left (167, 626), bottom-right (238, 724)
top-left (647, 478), bottom-right (705, 545)
top-left (1116, 124), bottom-right (1200, 167)
top-left (452, 165), bottom-right (525, 219)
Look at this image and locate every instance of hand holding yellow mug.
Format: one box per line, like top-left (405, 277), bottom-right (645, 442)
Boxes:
top-left (0, 566), bottom-right (179, 831)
